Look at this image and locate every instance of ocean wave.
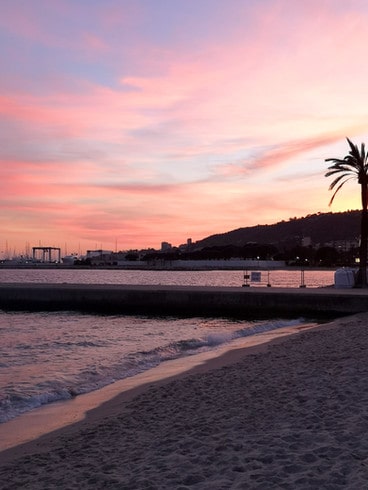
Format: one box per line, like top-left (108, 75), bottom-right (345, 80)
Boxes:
top-left (0, 387), bottom-right (75, 423)
top-left (0, 317), bottom-right (304, 424)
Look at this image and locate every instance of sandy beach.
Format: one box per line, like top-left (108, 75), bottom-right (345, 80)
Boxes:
top-left (1, 314), bottom-right (368, 489)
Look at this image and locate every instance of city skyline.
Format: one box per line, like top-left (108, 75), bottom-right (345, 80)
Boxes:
top-left (1, 0), bottom-right (368, 254)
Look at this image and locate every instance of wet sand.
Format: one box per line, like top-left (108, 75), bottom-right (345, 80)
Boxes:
top-left (1, 314), bottom-right (368, 488)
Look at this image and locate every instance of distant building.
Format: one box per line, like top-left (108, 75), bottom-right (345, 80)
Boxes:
top-left (62, 255), bottom-right (78, 265)
top-left (86, 249), bottom-right (114, 266)
top-left (161, 242), bottom-right (172, 252)
top-left (179, 238), bottom-right (194, 252)
top-left (301, 236), bottom-right (312, 247)
top-left (323, 239), bottom-right (359, 251)
top-left (32, 246), bottom-right (61, 263)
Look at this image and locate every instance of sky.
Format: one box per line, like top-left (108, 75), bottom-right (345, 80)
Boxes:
top-left (1, 0), bottom-right (368, 256)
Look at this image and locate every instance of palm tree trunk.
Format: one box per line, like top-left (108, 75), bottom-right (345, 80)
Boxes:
top-left (358, 181), bottom-right (368, 286)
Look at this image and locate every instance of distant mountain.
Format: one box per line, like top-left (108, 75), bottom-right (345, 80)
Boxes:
top-left (194, 211), bottom-right (361, 250)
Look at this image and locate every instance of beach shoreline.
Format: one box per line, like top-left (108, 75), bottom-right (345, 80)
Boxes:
top-left (0, 320), bottom-right (319, 456)
top-left (1, 314), bottom-right (368, 488)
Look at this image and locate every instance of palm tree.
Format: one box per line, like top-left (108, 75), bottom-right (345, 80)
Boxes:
top-left (325, 137), bottom-right (368, 287)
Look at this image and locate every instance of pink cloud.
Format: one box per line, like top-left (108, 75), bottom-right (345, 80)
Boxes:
top-left (215, 126), bottom-right (368, 178)
top-left (2, 1), bottom-right (368, 254)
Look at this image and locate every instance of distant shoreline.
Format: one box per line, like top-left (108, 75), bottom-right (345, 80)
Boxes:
top-left (0, 263), bottom-right (337, 272)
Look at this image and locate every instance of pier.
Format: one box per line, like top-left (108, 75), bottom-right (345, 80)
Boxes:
top-left (0, 283), bottom-right (368, 318)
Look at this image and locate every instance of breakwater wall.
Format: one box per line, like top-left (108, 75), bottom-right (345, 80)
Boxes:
top-left (0, 283), bottom-right (368, 318)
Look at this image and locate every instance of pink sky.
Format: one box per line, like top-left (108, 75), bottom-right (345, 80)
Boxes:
top-left (1, 0), bottom-right (368, 256)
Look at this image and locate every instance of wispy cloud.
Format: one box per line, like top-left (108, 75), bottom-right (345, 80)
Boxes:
top-left (1, 0), bottom-right (368, 252)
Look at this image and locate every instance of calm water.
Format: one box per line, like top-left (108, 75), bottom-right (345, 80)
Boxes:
top-left (0, 267), bottom-right (335, 288)
top-left (0, 269), bottom-right (334, 424)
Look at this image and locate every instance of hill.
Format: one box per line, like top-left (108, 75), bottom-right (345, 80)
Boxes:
top-left (193, 210), bottom-right (361, 250)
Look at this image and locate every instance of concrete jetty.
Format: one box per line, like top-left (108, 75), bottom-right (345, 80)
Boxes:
top-left (0, 283), bottom-right (368, 318)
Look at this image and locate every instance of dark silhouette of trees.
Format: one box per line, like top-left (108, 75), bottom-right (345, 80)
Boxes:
top-left (314, 247), bottom-right (339, 267)
top-left (125, 252), bottom-right (139, 261)
top-left (195, 211), bottom-right (361, 251)
top-left (325, 138), bottom-right (368, 286)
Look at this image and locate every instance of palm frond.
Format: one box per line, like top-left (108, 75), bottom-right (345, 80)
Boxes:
top-left (328, 173), bottom-right (352, 190)
top-left (325, 158), bottom-right (360, 171)
top-left (346, 137), bottom-right (363, 162)
top-left (326, 138), bottom-right (368, 206)
top-left (325, 166), bottom-right (358, 179)
top-left (328, 176), bottom-right (355, 206)
top-left (347, 137), bottom-right (359, 155)
top-left (325, 157), bottom-right (348, 164)
top-left (361, 142), bottom-right (366, 159)
top-left (346, 137), bottom-right (367, 166)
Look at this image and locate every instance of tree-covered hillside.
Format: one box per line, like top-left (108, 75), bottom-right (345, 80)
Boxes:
top-left (193, 211), bottom-right (360, 250)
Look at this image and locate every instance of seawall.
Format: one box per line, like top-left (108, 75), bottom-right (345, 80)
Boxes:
top-left (0, 283), bottom-right (368, 318)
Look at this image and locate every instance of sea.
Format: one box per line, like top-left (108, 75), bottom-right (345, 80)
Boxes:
top-left (0, 268), bottom-right (335, 424)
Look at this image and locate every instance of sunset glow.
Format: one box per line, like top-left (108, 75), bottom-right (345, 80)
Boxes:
top-left (1, 0), bottom-right (368, 255)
